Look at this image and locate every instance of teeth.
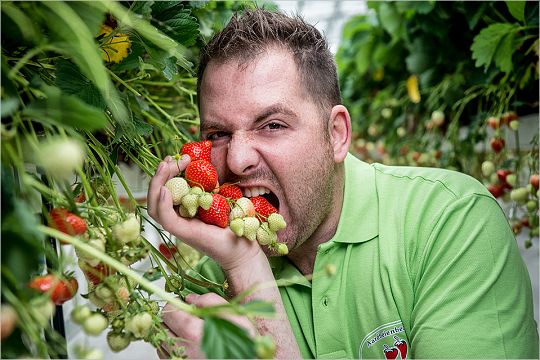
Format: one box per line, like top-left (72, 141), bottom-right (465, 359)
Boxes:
top-left (243, 186), bottom-right (271, 197)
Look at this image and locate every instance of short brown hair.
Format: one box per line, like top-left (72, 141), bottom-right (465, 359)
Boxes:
top-left (196, 8), bottom-right (342, 114)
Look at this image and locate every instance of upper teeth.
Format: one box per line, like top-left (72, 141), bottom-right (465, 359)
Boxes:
top-left (244, 186), bottom-right (271, 198)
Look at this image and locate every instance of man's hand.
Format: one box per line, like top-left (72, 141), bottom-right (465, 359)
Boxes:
top-left (147, 156), bottom-right (262, 272)
top-left (158, 293), bottom-right (255, 359)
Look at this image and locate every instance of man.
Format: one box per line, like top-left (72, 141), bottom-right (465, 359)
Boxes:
top-left (147, 9), bottom-right (538, 359)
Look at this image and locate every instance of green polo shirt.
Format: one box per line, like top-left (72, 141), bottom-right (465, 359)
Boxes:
top-left (185, 153), bottom-right (538, 359)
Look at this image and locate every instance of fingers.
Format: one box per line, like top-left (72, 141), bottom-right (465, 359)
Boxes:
top-left (147, 155), bottom-right (190, 220)
top-left (186, 293), bottom-right (256, 337)
top-left (161, 303), bottom-right (204, 342)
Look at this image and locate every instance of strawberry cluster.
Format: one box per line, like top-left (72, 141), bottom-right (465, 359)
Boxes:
top-left (165, 141), bottom-right (289, 254)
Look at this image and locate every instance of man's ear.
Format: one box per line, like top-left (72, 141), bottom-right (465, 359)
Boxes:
top-left (328, 105), bottom-right (351, 163)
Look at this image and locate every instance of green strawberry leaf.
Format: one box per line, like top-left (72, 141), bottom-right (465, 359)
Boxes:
top-left (471, 23), bottom-right (520, 73)
top-left (239, 299), bottom-right (275, 316)
top-left (201, 316), bottom-right (256, 359)
top-left (23, 86), bottom-right (108, 130)
top-left (150, 1), bottom-right (199, 47)
top-left (55, 59), bottom-right (106, 110)
top-left (506, 1), bottom-right (525, 22)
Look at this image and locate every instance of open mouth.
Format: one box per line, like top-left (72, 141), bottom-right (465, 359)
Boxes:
top-left (242, 186), bottom-right (280, 211)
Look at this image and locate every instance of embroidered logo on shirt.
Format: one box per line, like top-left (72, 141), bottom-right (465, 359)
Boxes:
top-left (359, 320), bottom-right (409, 359)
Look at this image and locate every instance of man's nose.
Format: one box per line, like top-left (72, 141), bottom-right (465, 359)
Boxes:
top-left (226, 133), bottom-right (259, 176)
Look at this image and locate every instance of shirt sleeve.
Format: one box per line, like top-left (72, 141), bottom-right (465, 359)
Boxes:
top-left (410, 194), bottom-right (538, 358)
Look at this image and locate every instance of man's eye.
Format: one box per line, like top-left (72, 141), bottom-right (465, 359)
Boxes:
top-left (266, 122), bottom-right (284, 130)
top-left (206, 131), bottom-right (229, 140)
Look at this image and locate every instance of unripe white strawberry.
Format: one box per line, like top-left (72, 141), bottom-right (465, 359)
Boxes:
top-left (177, 205), bottom-right (193, 218)
top-left (95, 284), bottom-right (115, 302)
top-left (107, 331), bottom-right (131, 352)
top-left (267, 213), bottom-right (286, 232)
top-left (242, 217), bottom-right (260, 241)
top-left (229, 218), bottom-right (245, 237)
top-left (181, 194), bottom-right (199, 217)
top-left (256, 222), bottom-right (277, 245)
top-left (431, 110), bottom-right (445, 127)
top-left (35, 137), bottom-right (86, 180)
top-left (71, 305), bottom-right (92, 325)
top-left (75, 238), bottom-right (106, 266)
top-left (190, 186), bottom-right (203, 195)
top-left (481, 161), bottom-right (495, 177)
top-left (112, 214), bottom-right (140, 245)
top-left (83, 313), bottom-right (109, 336)
top-left (198, 192), bottom-right (213, 210)
top-left (125, 312), bottom-right (152, 339)
top-left (229, 197), bottom-right (256, 220)
top-left (276, 243), bottom-right (289, 255)
top-left (165, 177), bottom-right (189, 205)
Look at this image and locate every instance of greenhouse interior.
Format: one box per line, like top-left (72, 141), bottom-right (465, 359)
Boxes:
top-left (1, 1), bottom-right (539, 359)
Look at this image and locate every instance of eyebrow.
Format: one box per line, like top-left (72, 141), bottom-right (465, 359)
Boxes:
top-left (201, 103), bottom-right (297, 131)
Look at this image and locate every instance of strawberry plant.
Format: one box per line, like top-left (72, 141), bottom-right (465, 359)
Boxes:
top-left (337, 1), bottom-right (539, 248)
top-left (1, 1), bottom-right (280, 358)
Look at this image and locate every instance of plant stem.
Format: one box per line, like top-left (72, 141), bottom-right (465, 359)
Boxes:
top-left (38, 225), bottom-right (197, 314)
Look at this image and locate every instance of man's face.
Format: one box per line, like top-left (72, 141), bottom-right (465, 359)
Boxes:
top-left (199, 47), bottom-right (337, 254)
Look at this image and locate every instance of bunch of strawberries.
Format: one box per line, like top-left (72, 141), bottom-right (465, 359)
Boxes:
top-left (165, 140), bottom-right (289, 255)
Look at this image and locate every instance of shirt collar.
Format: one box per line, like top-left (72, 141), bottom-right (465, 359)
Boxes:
top-left (328, 152), bottom-right (379, 244)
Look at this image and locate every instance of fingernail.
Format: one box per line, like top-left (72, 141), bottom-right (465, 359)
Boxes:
top-left (181, 154), bottom-right (190, 162)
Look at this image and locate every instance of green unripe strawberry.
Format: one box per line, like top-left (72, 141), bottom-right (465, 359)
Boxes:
top-left (112, 214), bottom-right (140, 245)
top-left (177, 205), bottom-right (193, 218)
top-left (181, 194), bottom-right (199, 216)
top-left (276, 243), bottom-right (289, 255)
top-left (189, 186), bottom-right (203, 195)
top-left (509, 120), bottom-right (519, 130)
top-left (510, 187), bottom-right (529, 203)
top-left (71, 305), bottom-right (92, 325)
top-left (75, 238), bottom-right (106, 267)
top-left (242, 217), bottom-right (260, 241)
top-left (107, 331), bottom-right (131, 352)
top-left (165, 177), bottom-right (190, 205)
top-left (198, 193), bottom-right (213, 210)
top-left (481, 161), bottom-right (495, 177)
top-left (229, 218), bottom-right (245, 237)
top-left (527, 200), bottom-right (538, 212)
top-left (256, 222), bottom-right (277, 246)
top-left (83, 313), bottom-right (109, 336)
top-left (505, 173), bottom-right (517, 187)
top-left (95, 284), bottom-right (114, 302)
top-left (125, 312), bottom-right (152, 339)
top-left (267, 213), bottom-right (286, 232)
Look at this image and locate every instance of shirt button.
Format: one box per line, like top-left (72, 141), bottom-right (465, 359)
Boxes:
top-left (321, 296), bottom-right (329, 307)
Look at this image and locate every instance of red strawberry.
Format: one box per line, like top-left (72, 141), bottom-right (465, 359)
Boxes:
top-left (530, 174), bottom-right (539, 190)
top-left (490, 137), bottom-right (505, 153)
top-left (185, 160), bottom-right (218, 192)
top-left (218, 184), bottom-right (243, 200)
top-left (181, 140), bottom-right (212, 162)
top-left (487, 184), bottom-right (504, 198)
top-left (49, 208), bottom-right (87, 243)
top-left (250, 196), bottom-right (277, 222)
top-left (198, 194), bottom-right (230, 228)
top-left (79, 261), bottom-right (115, 285)
top-left (159, 243), bottom-right (177, 259)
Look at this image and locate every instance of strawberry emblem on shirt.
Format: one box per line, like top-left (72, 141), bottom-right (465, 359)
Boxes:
top-left (393, 336), bottom-right (408, 359)
top-left (383, 344), bottom-right (399, 360)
